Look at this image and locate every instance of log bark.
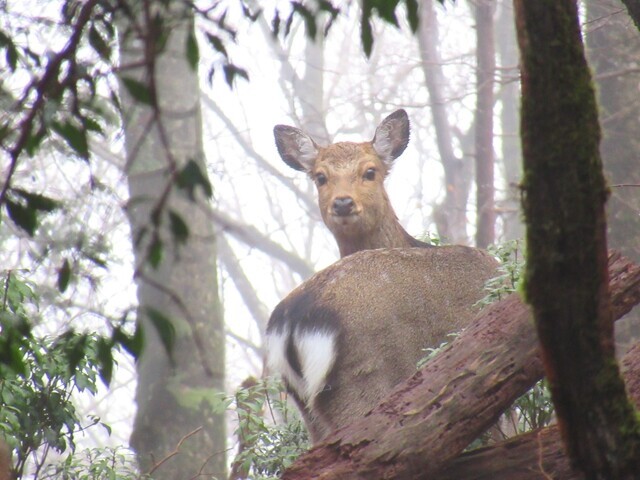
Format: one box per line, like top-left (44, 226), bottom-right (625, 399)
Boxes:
top-left (439, 341), bottom-right (640, 479)
top-left (281, 252), bottom-right (640, 479)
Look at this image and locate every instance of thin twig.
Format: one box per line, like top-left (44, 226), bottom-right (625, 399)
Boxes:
top-left (146, 427), bottom-right (203, 476)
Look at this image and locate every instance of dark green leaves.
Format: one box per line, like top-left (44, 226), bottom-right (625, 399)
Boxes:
top-left (186, 30), bottom-right (199, 71)
top-left (146, 307), bottom-right (176, 360)
top-left (52, 120), bottom-right (90, 160)
top-left (360, 0), bottom-right (424, 56)
top-left (6, 198), bottom-right (37, 236)
top-left (121, 77), bottom-right (153, 106)
top-left (168, 210), bottom-right (189, 244)
top-left (176, 159), bottom-right (213, 200)
top-left (222, 64), bottom-right (249, 88)
top-left (4, 188), bottom-right (59, 236)
top-left (57, 259), bottom-right (72, 293)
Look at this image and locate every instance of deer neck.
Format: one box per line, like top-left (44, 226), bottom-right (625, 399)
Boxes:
top-left (336, 216), bottom-right (418, 258)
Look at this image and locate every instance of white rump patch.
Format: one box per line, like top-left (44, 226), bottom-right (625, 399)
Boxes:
top-left (265, 327), bottom-right (337, 405)
top-left (294, 329), bottom-right (337, 402)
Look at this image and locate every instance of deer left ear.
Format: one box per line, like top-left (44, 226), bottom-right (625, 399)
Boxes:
top-left (372, 109), bottom-right (410, 166)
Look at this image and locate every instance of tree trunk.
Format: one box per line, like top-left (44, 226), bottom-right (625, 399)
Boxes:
top-left (281, 252), bottom-right (640, 479)
top-left (417, 0), bottom-right (473, 244)
top-left (439, 342), bottom-right (640, 479)
top-left (496, 0), bottom-right (523, 241)
top-left (118, 4), bottom-right (226, 478)
top-left (474, 0), bottom-right (496, 248)
top-left (515, 1), bottom-right (640, 477)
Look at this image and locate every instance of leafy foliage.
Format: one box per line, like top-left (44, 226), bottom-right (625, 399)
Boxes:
top-left (40, 446), bottom-right (142, 480)
top-left (476, 239), bottom-right (526, 307)
top-left (230, 377), bottom-right (310, 479)
top-left (0, 271), bottom-right (143, 478)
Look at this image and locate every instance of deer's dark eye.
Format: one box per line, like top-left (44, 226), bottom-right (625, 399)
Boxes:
top-left (363, 168), bottom-right (376, 181)
top-left (315, 173), bottom-right (327, 186)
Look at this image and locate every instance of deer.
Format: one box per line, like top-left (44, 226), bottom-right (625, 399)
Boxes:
top-left (266, 110), bottom-right (498, 443)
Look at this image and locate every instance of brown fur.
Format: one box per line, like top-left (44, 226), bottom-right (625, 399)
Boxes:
top-left (268, 247), bottom-right (498, 443)
top-left (269, 111), bottom-right (499, 443)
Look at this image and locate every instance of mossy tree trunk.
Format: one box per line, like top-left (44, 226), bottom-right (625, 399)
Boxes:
top-left (118, 3), bottom-right (226, 479)
top-left (514, 0), bottom-right (640, 477)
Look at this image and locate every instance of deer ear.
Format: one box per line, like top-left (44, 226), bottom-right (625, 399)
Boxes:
top-left (274, 125), bottom-right (319, 172)
top-left (372, 110), bottom-right (410, 165)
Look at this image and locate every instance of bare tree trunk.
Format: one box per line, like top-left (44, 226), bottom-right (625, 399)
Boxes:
top-left (474, 0), bottom-right (496, 248)
top-left (515, 1), bottom-right (640, 477)
top-left (496, 0), bottom-right (523, 241)
top-left (280, 252), bottom-right (640, 479)
top-left (118, 4), bottom-right (226, 478)
top-left (417, 0), bottom-right (473, 244)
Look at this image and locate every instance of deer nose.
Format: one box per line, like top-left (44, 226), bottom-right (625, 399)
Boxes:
top-left (332, 197), bottom-right (355, 216)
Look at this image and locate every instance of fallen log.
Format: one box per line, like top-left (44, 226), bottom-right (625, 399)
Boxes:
top-left (438, 341), bottom-right (640, 479)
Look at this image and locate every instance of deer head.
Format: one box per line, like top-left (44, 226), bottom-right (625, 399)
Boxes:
top-left (274, 110), bottom-right (427, 257)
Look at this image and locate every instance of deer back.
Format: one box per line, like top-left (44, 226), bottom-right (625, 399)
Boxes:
top-left (266, 246), bottom-right (498, 443)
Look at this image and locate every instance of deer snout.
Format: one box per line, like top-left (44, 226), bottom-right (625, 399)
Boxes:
top-left (332, 197), bottom-right (355, 216)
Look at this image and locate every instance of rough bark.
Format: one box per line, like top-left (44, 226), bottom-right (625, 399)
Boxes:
top-left (474, 0), bottom-right (496, 248)
top-left (417, 0), bottom-right (473, 244)
top-left (281, 252), bottom-right (640, 480)
top-left (119, 4), bottom-right (226, 478)
top-left (439, 341), bottom-right (640, 479)
top-left (515, 1), bottom-right (640, 478)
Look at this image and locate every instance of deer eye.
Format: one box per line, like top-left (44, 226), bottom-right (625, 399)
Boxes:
top-left (315, 173), bottom-right (327, 186)
top-left (363, 168), bottom-right (376, 181)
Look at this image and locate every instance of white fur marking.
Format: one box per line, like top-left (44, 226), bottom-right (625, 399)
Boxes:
top-left (265, 329), bottom-right (305, 399)
top-left (294, 329), bottom-right (337, 401)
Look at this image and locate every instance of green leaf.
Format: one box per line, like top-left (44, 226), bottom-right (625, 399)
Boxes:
top-left (88, 25), bottom-right (111, 61)
top-left (6, 199), bottom-right (37, 236)
top-left (52, 121), bottom-right (89, 160)
top-left (6, 43), bottom-right (18, 72)
top-left (13, 188), bottom-right (59, 212)
top-left (175, 159), bottom-right (213, 199)
top-left (24, 129), bottom-right (45, 157)
top-left (361, 16), bottom-right (374, 58)
top-left (82, 115), bottom-right (104, 135)
top-left (405, 0), bottom-right (419, 32)
top-left (205, 33), bottom-right (228, 58)
top-left (146, 307), bottom-right (176, 359)
top-left (97, 338), bottom-right (113, 386)
top-left (147, 236), bottom-right (163, 269)
top-left (57, 259), bottom-right (71, 293)
top-left (168, 210), bottom-right (189, 244)
top-left (121, 77), bottom-right (153, 105)
top-left (112, 324), bottom-right (143, 360)
top-left (223, 64), bottom-right (249, 88)
top-left (291, 2), bottom-right (317, 39)
top-left (186, 31), bottom-right (199, 71)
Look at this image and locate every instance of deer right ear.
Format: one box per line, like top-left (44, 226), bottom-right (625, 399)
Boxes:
top-left (372, 109), bottom-right (410, 166)
top-left (274, 125), bottom-right (319, 172)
